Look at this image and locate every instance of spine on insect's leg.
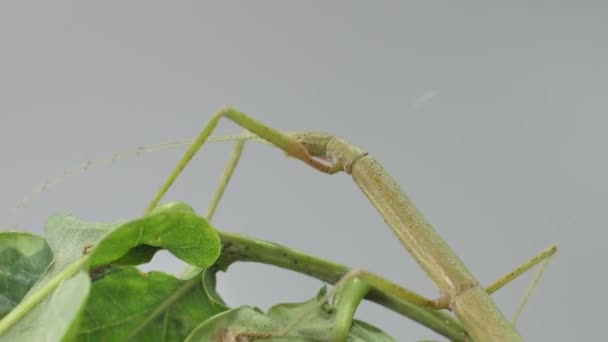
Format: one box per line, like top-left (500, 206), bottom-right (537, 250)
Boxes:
top-left (345, 153), bottom-right (523, 341)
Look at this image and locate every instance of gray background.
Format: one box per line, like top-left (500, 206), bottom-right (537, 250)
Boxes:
top-left (0, 2), bottom-right (605, 341)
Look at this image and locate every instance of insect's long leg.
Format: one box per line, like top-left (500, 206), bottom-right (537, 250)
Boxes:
top-left (481, 244), bottom-right (556, 327)
top-left (485, 244), bottom-right (557, 295)
top-left (204, 135), bottom-right (247, 221)
top-left (325, 245), bottom-right (557, 340)
top-left (145, 106), bottom-right (337, 214)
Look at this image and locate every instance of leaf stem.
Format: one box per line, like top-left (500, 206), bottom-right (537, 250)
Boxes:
top-left (217, 231), bottom-right (468, 341)
top-left (331, 277), bottom-right (370, 341)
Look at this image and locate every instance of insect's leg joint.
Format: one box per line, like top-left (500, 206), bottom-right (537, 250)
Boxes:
top-left (430, 295), bottom-right (451, 310)
top-left (326, 137), bottom-right (369, 174)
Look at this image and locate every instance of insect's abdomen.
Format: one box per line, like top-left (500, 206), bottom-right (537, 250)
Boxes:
top-left (349, 155), bottom-right (522, 341)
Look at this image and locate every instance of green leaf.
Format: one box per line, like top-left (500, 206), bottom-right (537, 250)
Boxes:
top-left (89, 206), bottom-right (221, 269)
top-left (0, 272), bottom-right (91, 342)
top-left (0, 232), bottom-right (52, 319)
top-left (1, 204), bottom-right (221, 340)
top-left (111, 244), bottom-right (159, 266)
top-left (77, 267), bottom-right (226, 341)
top-left (184, 288), bottom-right (396, 342)
top-left (201, 256), bottom-right (233, 310)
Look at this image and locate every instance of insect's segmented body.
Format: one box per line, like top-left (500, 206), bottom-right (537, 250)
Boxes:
top-left (294, 132), bottom-right (522, 341)
top-left (144, 107), bottom-right (552, 341)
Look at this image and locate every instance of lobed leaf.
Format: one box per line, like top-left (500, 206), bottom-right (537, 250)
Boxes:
top-left (89, 207), bottom-right (221, 269)
top-left (1, 204), bottom-right (222, 341)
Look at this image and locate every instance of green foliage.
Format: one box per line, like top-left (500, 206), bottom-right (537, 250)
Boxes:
top-left (89, 206), bottom-right (220, 268)
top-left (0, 204), bottom-right (400, 341)
top-left (184, 288), bottom-right (395, 341)
top-left (0, 213), bottom-right (111, 342)
top-left (0, 204), bottom-right (229, 341)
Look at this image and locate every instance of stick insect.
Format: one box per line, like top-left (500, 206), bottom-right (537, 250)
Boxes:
top-left (10, 106), bottom-right (556, 341)
top-left (147, 107), bottom-right (555, 341)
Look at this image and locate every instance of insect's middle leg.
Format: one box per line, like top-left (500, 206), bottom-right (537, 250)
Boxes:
top-left (204, 136), bottom-right (246, 221)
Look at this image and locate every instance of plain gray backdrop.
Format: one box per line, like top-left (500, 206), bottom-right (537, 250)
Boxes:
top-left (1, 2), bottom-right (605, 341)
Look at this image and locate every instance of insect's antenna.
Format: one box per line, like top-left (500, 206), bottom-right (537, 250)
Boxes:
top-left (5, 134), bottom-right (259, 227)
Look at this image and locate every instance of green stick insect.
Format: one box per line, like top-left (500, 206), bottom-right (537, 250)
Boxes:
top-left (3, 106), bottom-right (556, 341)
top-left (147, 107), bottom-right (556, 341)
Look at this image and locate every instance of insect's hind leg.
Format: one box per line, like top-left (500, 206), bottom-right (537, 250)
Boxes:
top-left (484, 244), bottom-right (557, 326)
top-left (485, 244), bottom-right (557, 295)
